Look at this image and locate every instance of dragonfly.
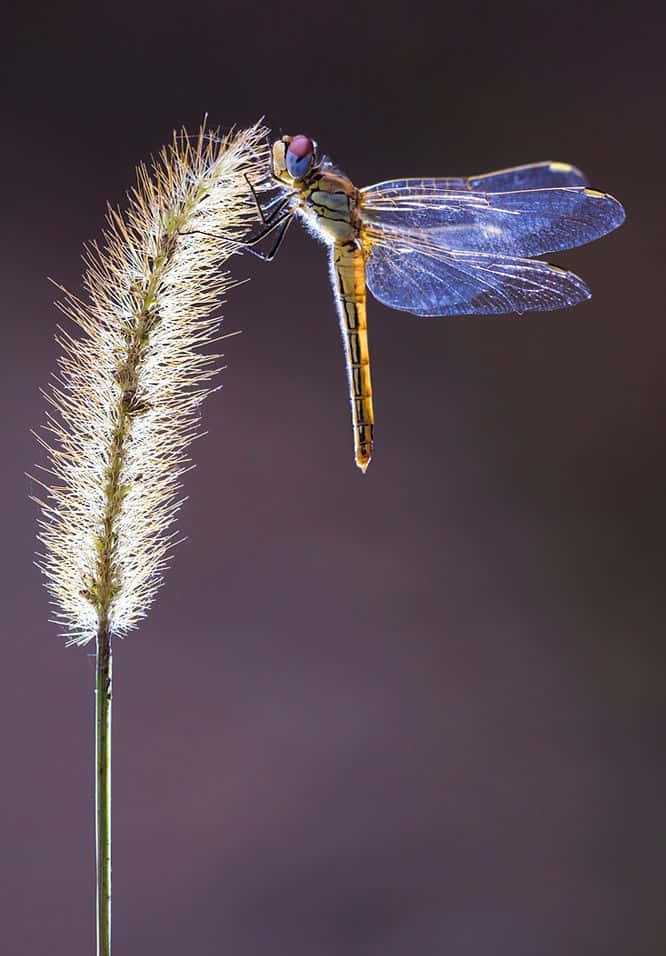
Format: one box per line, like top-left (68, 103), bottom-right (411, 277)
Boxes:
top-left (235, 134), bottom-right (625, 472)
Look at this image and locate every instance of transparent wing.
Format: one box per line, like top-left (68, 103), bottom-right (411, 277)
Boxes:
top-left (363, 161), bottom-right (588, 198)
top-left (360, 169), bottom-right (625, 257)
top-left (363, 229), bottom-right (590, 316)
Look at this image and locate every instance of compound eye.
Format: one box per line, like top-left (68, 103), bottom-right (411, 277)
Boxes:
top-left (286, 134), bottom-right (314, 179)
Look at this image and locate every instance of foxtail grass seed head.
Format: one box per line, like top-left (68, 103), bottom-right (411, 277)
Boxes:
top-left (33, 121), bottom-right (270, 645)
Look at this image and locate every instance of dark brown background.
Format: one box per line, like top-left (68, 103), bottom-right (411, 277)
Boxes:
top-left (3, 1), bottom-right (665, 953)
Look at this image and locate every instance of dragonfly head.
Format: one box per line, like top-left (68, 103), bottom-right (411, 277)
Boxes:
top-left (272, 134), bottom-right (316, 183)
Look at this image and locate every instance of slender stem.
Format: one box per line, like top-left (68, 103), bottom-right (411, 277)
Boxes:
top-left (95, 625), bottom-right (112, 956)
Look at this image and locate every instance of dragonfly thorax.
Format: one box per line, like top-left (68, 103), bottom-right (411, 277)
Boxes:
top-left (298, 170), bottom-right (359, 245)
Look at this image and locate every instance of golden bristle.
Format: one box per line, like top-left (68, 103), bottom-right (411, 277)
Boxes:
top-left (32, 121), bottom-right (270, 645)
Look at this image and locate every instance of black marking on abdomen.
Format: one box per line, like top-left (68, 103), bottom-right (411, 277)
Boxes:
top-left (331, 242), bottom-right (375, 470)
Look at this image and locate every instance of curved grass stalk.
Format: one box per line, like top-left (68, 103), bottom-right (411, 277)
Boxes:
top-left (32, 120), bottom-right (270, 955)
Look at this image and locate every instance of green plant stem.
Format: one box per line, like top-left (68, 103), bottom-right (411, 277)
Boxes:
top-left (95, 624), bottom-right (112, 956)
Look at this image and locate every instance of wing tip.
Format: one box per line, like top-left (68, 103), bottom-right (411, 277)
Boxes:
top-left (552, 266), bottom-right (592, 309)
top-left (531, 261), bottom-right (590, 311)
top-left (583, 189), bottom-right (627, 231)
top-left (547, 161), bottom-right (588, 185)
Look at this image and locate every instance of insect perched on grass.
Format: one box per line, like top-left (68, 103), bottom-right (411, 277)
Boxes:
top-left (221, 133), bottom-right (625, 472)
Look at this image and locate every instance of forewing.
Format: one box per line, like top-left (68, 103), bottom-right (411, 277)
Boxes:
top-left (360, 179), bottom-right (625, 257)
top-left (363, 229), bottom-right (590, 316)
top-left (362, 161), bottom-right (588, 201)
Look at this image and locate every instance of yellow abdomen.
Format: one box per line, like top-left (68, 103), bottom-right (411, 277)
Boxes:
top-left (330, 242), bottom-right (374, 472)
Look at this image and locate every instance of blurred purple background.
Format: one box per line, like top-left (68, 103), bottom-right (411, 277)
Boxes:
top-left (3, 2), bottom-right (665, 954)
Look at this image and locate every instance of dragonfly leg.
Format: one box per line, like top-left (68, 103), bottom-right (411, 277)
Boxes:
top-left (180, 209), bottom-right (294, 262)
top-left (257, 213), bottom-right (293, 261)
top-left (234, 213), bottom-right (292, 261)
top-left (244, 173), bottom-right (293, 226)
